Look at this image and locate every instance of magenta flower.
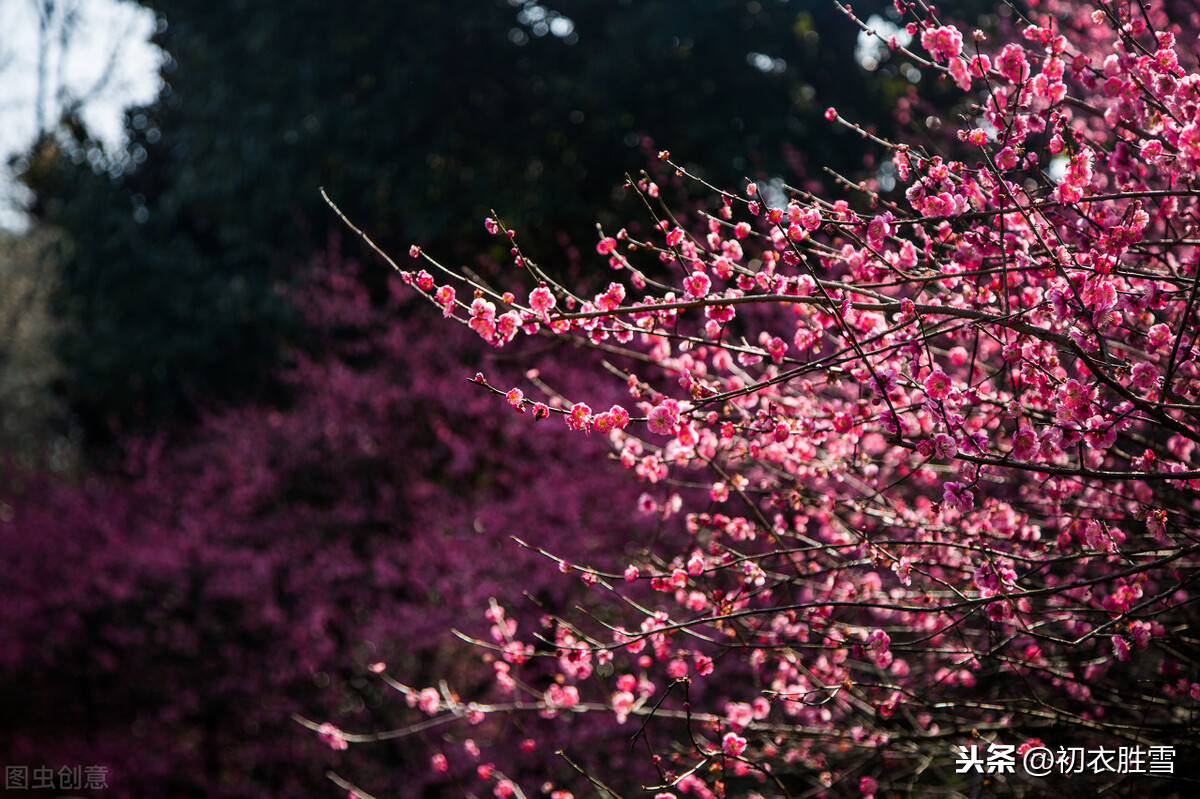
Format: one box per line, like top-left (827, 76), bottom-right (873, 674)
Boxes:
top-left (646, 400), bottom-right (680, 436)
top-left (924, 369), bottom-right (952, 401)
top-left (722, 732), bottom-right (748, 757)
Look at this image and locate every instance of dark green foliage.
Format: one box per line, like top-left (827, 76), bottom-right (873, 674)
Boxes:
top-left (20, 0), bottom-right (898, 436)
top-left (20, 133), bottom-right (292, 439)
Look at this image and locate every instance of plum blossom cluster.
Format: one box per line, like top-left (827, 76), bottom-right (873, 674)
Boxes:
top-left (321, 1), bottom-right (1200, 796)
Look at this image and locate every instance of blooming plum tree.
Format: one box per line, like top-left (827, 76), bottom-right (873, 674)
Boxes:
top-left (320, 1), bottom-right (1200, 796)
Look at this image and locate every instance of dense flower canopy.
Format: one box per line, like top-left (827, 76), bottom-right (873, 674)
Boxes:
top-left (322, 1), bottom-right (1200, 796)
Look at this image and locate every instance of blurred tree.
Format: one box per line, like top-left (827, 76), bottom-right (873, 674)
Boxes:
top-left (19, 0), bottom-right (901, 438)
top-left (0, 250), bottom-right (650, 798)
top-left (0, 0), bottom-right (159, 229)
top-left (0, 226), bottom-right (77, 471)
